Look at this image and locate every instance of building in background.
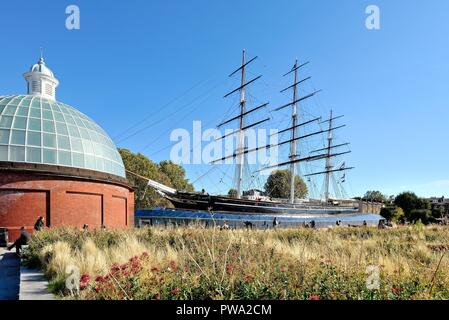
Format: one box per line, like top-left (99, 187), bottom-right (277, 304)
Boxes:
top-left (0, 56), bottom-right (134, 239)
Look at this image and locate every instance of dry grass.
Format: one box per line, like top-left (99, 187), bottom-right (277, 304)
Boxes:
top-left (24, 224), bottom-right (449, 300)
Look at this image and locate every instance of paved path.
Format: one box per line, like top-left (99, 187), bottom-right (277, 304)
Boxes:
top-left (0, 247), bottom-right (55, 300)
top-left (0, 248), bottom-right (20, 300)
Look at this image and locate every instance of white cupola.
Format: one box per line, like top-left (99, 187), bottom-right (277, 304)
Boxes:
top-left (23, 56), bottom-right (59, 101)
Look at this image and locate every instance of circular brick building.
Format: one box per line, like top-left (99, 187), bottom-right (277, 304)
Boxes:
top-left (0, 57), bottom-right (134, 240)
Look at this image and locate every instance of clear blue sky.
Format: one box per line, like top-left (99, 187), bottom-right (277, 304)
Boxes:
top-left (0, 0), bottom-right (448, 198)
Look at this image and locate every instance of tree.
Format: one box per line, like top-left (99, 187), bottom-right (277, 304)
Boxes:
top-left (264, 170), bottom-right (308, 199)
top-left (363, 190), bottom-right (387, 203)
top-left (380, 205), bottom-right (404, 222)
top-left (394, 192), bottom-right (431, 223)
top-left (228, 189), bottom-right (238, 198)
top-left (159, 160), bottom-right (194, 192)
top-left (119, 149), bottom-right (194, 209)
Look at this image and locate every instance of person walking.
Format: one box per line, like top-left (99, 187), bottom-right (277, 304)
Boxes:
top-left (7, 227), bottom-right (31, 256)
top-left (34, 216), bottom-right (45, 231)
top-left (272, 217), bottom-right (279, 229)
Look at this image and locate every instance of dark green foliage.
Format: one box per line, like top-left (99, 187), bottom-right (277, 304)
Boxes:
top-left (363, 190), bottom-right (387, 203)
top-left (264, 170), bottom-right (308, 199)
top-left (119, 149), bottom-right (194, 209)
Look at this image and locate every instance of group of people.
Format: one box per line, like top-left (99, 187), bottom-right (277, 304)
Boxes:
top-left (6, 216), bottom-right (45, 256)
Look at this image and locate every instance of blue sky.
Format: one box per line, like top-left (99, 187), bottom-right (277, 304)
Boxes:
top-left (0, 0), bottom-right (448, 198)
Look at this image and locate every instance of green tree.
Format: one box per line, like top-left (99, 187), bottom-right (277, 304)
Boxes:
top-left (228, 189), bottom-right (238, 198)
top-left (119, 149), bottom-right (194, 209)
top-left (264, 170), bottom-right (308, 199)
top-left (159, 160), bottom-right (194, 192)
top-left (363, 190), bottom-right (387, 203)
top-left (380, 205), bottom-right (404, 222)
top-left (394, 192), bottom-right (431, 223)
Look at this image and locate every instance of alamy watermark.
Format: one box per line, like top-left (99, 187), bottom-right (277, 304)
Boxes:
top-left (66, 5), bottom-right (81, 30)
top-left (365, 5), bottom-right (380, 30)
top-left (170, 121), bottom-right (279, 169)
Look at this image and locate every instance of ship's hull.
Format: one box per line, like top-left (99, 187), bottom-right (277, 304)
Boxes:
top-left (165, 192), bottom-right (358, 215)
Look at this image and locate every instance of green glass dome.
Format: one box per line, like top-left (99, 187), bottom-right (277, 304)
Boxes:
top-left (0, 95), bottom-right (125, 178)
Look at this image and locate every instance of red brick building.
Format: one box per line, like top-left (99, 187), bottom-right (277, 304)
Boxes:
top-left (0, 57), bottom-right (134, 240)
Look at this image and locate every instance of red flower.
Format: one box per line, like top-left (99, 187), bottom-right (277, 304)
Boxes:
top-left (141, 252), bottom-right (149, 259)
top-left (95, 275), bottom-right (105, 282)
top-left (79, 283), bottom-right (87, 290)
top-left (111, 263), bottom-right (120, 272)
top-left (391, 287), bottom-right (402, 295)
top-left (170, 288), bottom-right (180, 295)
top-left (95, 286), bottom-right (101, 293)
top-left (308, 295), bottom-right (320, 300)
top-left (80, 274), bottom-right (90, 283)
top-left (168, 260), bottom-right (177, 270)
top-left (183, 266), bottom-right (190, 273)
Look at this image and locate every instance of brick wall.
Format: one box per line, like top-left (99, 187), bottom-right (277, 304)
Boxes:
top-left (0, 171), bottom-right (134, 240)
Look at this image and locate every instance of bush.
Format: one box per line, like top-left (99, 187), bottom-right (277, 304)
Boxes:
top-left (409, 209), bottom-right (432, 224)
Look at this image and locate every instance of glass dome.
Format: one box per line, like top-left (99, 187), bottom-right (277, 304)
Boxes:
top-left (0, 95), bottom-right (125, 178)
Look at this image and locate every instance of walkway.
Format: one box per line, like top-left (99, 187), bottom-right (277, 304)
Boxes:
top-left (0, 248), bottom-right (20, 300)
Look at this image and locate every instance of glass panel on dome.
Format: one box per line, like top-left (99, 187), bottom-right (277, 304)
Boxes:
top-left (58, 150), bottom-right (71, 166)
top-left (3, 105), bottom-right (17, 116)
top-left (50, 103), bottom-right (61, 113)
top-left (43, 133), bottom-right (57, 148)
top-left (70, 137), bottom-right (83, 152)
top-left (9, 97), bottom-right (22, 105)
top-left (72, 152), bottom-right (84, 167)
top-left (57, 135), bottom-right (71, 150)
top-left (67, 125), bottom-right (80, 138)
top-left (0, 116), bottom-right (13, 128)
top-left (79, 127), bottom-right (90, 140)
top-left (53, 112), bottom-right (65, 122)
top-left (10, 130), bottom-right (25, 145)
top-left (65, 115), bottom-right (76, 125)
top-left (17, 106), bottom-right (29, 116)
top-left (74, 117), bottom-right (85, 127)
top-left (10, 146), bottom-right (25, 161)
top-left (85, 154), bottom-right (96, 170)
top-left (31, 99), bottom-right (41, 108)
top-left (26, 147), bottom-right (41, 162)
top-left (30, 108), bottom-right (41, 118)
top-left (20, 99), bottom-right (32, 107)
top-left (0, 129), bottom-right (10, 144)
top-left (0, 105), bottom-right (5, 114)
top-left (104, 159), bottom-right (112, 173)
top-left (28, 118), bottom-right (41, 131)
top-left (43, 149), bottom-right (57, 164)
top-left (42, 109), bottom-right (53, 120)
top-left (42, 102), bottom-right (51, 110)
top-left (13, 117), bottom-right (27, 130)
top-left (0, 145), bottom-right (7, 160)
top-left (27, 131), bottom-right (41, 146)
top-left (82, 140), bottom-right (93, 154)
top-left (95, 157), bottom-right (104, 171)
top-left (42, 120), bottom-right (56, 133)
top-left (56, 122), bottom-right (68, 135)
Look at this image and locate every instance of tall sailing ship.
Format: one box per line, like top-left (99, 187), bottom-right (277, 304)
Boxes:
top-left (131, 50), bottom-right (359, 216)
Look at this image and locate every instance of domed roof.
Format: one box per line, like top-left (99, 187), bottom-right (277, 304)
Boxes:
top-left (29, 58), bottom-right (54, 78)
top-left (0, 95), bottom-right (125, 178)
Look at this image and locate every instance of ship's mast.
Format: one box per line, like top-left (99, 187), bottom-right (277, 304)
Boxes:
top-left (289, 60), bottom-right (298, 204)
top-left (236, 50), bottom-right (246, 199)
top-left (324, 110), bottom-right (333, 203)
top-left (279, 60), bottom-right (314, 203)
top-left (217, 50), bottom-right (268, 199)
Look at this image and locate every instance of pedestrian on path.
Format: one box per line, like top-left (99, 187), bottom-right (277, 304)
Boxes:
top-left (7, 227), bottom-right (30, 257)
